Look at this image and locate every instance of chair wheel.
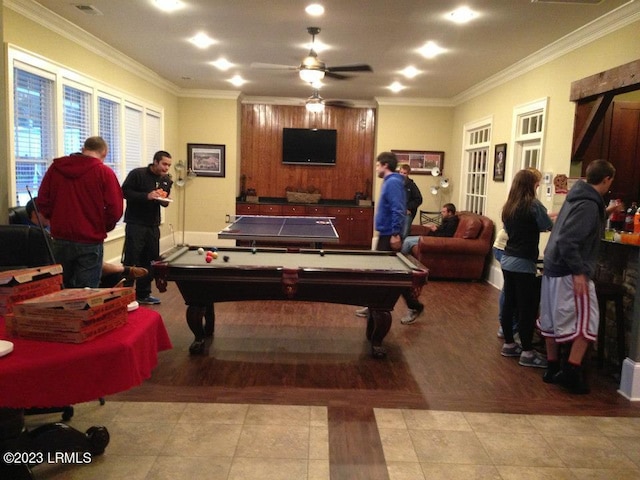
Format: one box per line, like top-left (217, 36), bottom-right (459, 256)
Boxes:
top-left (61, 406), bottom-right (74, 421)
top-left (86, 426), bottom-right (110, 455)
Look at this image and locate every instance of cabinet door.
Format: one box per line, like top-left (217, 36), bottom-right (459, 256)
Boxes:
top-left (282, 204), bottom-right (306, 216)
top-left (326, 207), bottom-right (351, 245)
top-left (258, 204), bottom-right (283, 215)
top-left (306, 205), bottom-right (328, 216)
top-left (237, 203), bottom-right (260, 215)
top-left (350, 208), bottom-right (374, 247)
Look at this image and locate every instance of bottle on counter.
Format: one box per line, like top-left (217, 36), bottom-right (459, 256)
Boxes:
top-left (610, 199), bottom-right (625, 230)
top-left (625, 202), bottom-right (638, 232)
top-left (635, 206), bottom-right (640, 234)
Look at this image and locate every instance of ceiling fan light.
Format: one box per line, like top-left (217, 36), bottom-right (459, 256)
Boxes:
top-left (299, 68), bottom-right (325, 83)
top-left (430, 186), bottom-right (440, 195)
top-left (440, 178), bottom-right (449, 189)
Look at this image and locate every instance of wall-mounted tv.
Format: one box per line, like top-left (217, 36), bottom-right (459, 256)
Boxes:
top-left (282, 128), bottom-right (337, 165)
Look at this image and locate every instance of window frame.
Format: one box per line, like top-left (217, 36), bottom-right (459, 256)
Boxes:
top-left (8, 46), bottom-right (165, 236)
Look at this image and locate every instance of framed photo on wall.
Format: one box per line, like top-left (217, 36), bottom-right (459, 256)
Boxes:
top-left (187, 143), bottom-right (225, 178)
top-left (391, 150), bottom-right (444, 175)
top-left (493, 143), bottom-right (506, 182)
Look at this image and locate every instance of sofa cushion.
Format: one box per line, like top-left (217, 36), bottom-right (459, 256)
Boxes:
top-left (455, 215), bottom-right (482, 239)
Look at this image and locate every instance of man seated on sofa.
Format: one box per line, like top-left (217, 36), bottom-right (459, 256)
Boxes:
top-left (401, 203), bottom-right (459, 254)
top-left (23, 198), bottom-right (147, 287)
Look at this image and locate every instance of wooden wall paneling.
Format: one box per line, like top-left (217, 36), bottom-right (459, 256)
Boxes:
top-left (241, 104), bottom-right (375, 201)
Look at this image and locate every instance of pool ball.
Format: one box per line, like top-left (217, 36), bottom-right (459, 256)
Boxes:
top-left (211, 251), bottom-right (218, 259)
top-left (320, 250), bottom-right (325, 257)
top-left (197, 247), bottom-right (204, 255)
top-left (252, 248), bottom-right (257, 254)
top-left (223, 255), bottom-right (229, 262)
top-left (205, 255), bottom-right (212, 263)
top-left (206, 250), bottom-right (214, 257)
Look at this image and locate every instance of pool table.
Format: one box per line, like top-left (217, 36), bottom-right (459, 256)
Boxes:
top-left (153, 246), bottom-right (428, 358)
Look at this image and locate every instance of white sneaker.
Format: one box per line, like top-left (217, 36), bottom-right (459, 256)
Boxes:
top-left (355, 307), bottom-right (369, 317)
top-left (400, 309), bottom-right (422, 325)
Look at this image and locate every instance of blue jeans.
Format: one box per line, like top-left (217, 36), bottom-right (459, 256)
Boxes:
top-left (52, 239), bottom-right (103, 288)
top-left (401, 236), bottom-right (420, 255)
top-left (402, 213), bottom-right (416, 239)
top-left (493, 247), bottom-right (518, 332)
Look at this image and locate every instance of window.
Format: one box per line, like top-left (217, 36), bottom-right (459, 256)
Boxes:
top-left (98, 96), bottom-right (122, 178)
top-left (63, 84), bottom-right (91, 155)
top-left (462, 120), bottom-right (491, 215)
top-left (13, 66), bottom-right (55, 205)
top-left (125, 104), bottom-right (143, 175)
top-left (511, 98), bottom-right (548, 174)
top-left (8, 47), bottom-right (164, 206)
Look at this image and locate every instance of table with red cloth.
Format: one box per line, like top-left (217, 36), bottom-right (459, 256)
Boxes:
top-left (0, 307), bottom-right (172, 408)
top-left (0, 307), bottom-right (171, 480)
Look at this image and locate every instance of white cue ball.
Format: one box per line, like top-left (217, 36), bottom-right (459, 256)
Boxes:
top-left (197, 247), bottom-right (205, 255)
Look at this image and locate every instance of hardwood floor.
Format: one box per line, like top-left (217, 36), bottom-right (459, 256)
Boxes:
top-left (110, 279), bottom-right (640, 480)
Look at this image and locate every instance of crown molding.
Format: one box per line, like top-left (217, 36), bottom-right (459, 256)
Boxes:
top-left (178, 89), bottom-right (241, 100)
top-left (452, 0), bottom-right (640, 105)
top-left (375, 97), bottom-right (455, 108)
top-left (5, 0), bottom-right (181, 95)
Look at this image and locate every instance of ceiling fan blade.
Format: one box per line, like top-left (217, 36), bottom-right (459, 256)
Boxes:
top-left (327, 64), bottom-right (373, 73)
top-left (325, 100), bottom-right (353, 108)
top-left (324, 71), bottom-right (350, 80)
top-left (250, 62), bottom-right (298, 71)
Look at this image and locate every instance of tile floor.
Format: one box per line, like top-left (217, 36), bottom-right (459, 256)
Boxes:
top-left (25, 402), bottom-right (640, 480)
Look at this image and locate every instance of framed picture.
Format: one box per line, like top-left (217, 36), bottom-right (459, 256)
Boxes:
top-left (391, 150), bottom-right (444, 175)
top-left (187, 143), bottom-right (225, 177)
top-left (493, 143), bottom-right (506, 182)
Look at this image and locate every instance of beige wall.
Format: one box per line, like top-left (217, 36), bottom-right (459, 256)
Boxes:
top-left (375, 105), bottom-right (454, 213)
top-left (176, 96), bottom-right (240, 245)
top-left (3, 5), bottom-right (640, 268)
top-left (3, 7), bottom-right (180, 260)
top-left (451, 20), bottom-right (640, 230)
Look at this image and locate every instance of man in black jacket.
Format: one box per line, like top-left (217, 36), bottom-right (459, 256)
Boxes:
top-left (399, 164), bottom-right (423, 238)
top-left (122, 150), bottom-right (173, 304)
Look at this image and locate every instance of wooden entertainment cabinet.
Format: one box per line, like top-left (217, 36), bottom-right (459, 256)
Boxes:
top-left (236, 201), bottom-right (374, 249)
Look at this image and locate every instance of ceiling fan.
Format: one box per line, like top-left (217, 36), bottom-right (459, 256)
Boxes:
top-left (304, 90), bottom-right (355, 112)
top-left (251, 27), bottom-right (373, 84)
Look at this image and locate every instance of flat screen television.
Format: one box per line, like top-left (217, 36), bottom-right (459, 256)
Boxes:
top-left (282, 128), bottom-right (337, 165)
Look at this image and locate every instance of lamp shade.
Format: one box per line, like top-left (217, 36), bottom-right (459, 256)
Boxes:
top-left (299, 68), bottom-right (325, 84)
top-left (305, 90), bottom-right (325, 113)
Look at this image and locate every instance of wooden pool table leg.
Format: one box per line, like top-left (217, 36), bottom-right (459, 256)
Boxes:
top-left (186, 304), bottom-right (215, 355)
top-left (366, 309), bottom-right (392, 359)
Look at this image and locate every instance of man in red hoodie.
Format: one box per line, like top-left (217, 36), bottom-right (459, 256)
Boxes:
top-left (37, 136), bottom-right (123, 288)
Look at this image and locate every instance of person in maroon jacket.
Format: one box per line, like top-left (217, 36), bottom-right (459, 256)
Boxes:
top-left (37, 136), bottom-right (123, 288)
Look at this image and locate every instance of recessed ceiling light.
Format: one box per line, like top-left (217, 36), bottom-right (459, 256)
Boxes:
top-left (228, 75), bottom-right (246, 87)
top-left (388, 82), bottom-right (405, 93)
top-left (446, 6), bottom-right (478, 24)
top-left (153, 0), bottom-right (184, 13)
top-left (305, 4), bottom-right (325, 16)
top-left (210, 58), bottom-right (233, 71)
top-left (189, 32), bottom-right (216, 49)
top-left (417, 41), bottom-right (445, 59)
top-left (400, 66), bottom-right (420, 79)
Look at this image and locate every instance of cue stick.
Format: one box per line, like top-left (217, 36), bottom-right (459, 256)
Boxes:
top-left (26, 185), bottom-right (58, 270)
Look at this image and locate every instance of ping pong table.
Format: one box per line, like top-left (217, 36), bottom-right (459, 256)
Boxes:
top-left (218, 215), bottom-right (339, 247)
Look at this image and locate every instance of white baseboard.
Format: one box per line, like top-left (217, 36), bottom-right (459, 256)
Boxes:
top-left (618, 358), bottom-right (640, 401)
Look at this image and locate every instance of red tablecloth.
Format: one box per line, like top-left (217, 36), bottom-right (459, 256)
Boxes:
top-left (0, 307), bottom-right (172, 409)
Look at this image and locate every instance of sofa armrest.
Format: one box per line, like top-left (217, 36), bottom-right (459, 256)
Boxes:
top-left (409, 225), bottom-right (432, 236)
top-left (415, 236), bottom-right (492, 255)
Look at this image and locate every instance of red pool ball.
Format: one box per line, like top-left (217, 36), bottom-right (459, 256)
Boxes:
top-left (205, 255), bottom-right (212, 263)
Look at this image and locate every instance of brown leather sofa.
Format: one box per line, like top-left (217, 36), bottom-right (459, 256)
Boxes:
top-left (409, 211), bottom-right (495, 280)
